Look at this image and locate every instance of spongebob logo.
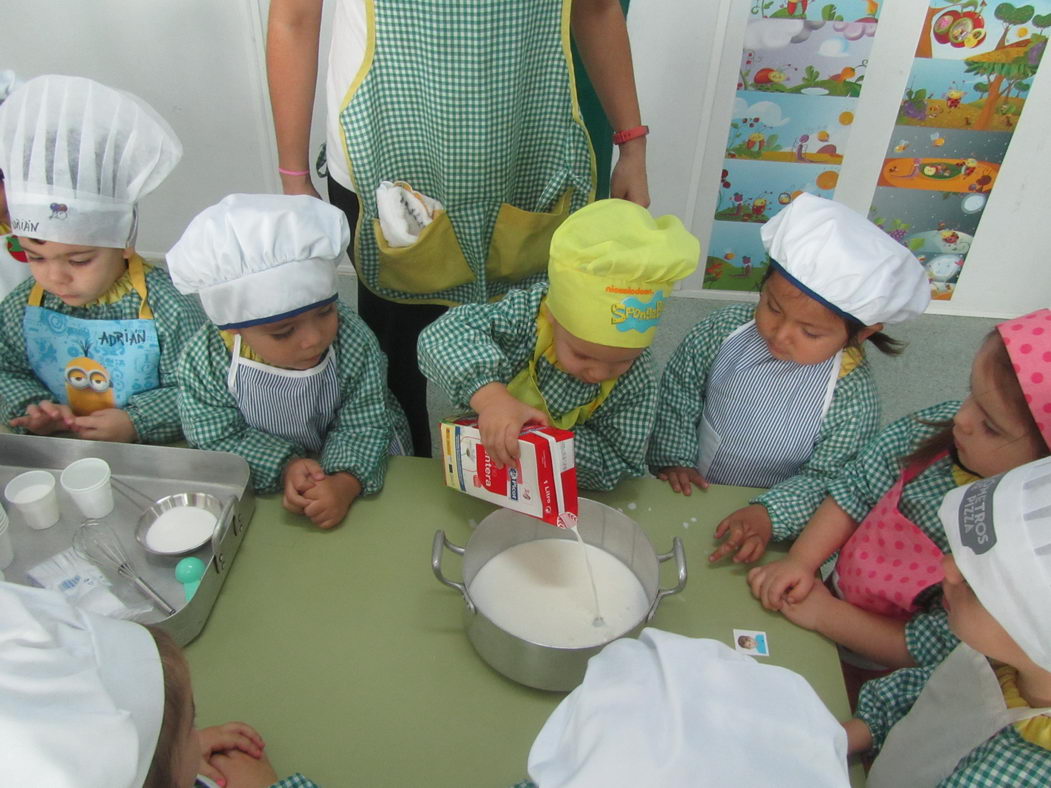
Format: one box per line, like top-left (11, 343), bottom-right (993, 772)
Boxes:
top-left (610, 292), bottom-right (666, 335)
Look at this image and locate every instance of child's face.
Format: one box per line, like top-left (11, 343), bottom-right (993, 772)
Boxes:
top-left (19, 237), bottom-right (129, 306)
top-left (941, 554), bottom-right (1028, 667)
top-left (755, 271), bottom-right (872, 365)
top-left (550, 317), bottom-right (644, 384)
top-left (173, 689), bottom-right (201, 787)
top-left (232, 301), bottom-right (338, 370)
top-left (952, 337), bottom-right (1045, 478)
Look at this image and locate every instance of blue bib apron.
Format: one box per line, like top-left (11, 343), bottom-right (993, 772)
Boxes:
top-left (227, 334), bottom-right (342, 455)
top-left (22, 257), bottom-right (160, 416)
top-left (698, 320), bottom-right (839, 487)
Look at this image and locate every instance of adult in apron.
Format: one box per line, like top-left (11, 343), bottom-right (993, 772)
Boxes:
top-left (698, 319), bottom-right (841, 487)
top-left (22, 257), bottom-right (161, 416)
top-left (267, 0), bottom-right (649, 457)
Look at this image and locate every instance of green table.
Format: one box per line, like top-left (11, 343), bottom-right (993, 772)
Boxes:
top-left (186, 457), bottom-right (860, 786)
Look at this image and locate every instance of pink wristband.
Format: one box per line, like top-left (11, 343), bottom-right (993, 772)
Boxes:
top-left (278, 167), bottom-right (310, 177)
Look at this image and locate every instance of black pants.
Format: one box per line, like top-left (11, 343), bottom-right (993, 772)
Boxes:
top-left (328, 176), bottom-right (446, 458)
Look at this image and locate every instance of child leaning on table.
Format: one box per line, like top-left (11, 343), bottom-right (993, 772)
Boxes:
top-left (647, 193), bottom-right (930, 564)
top-left (0, 581), bottom-right (316, 788)
top-left (0, 75), bottom-right (205, 443)
top-left (418, 198), bottom-right (699, 491)
top-left (845, 457), bottom-right (1051, 787)
top-left (749, 310), bottom-right (1051, 671)
top-left (168, 194), bottom-right (411, 530)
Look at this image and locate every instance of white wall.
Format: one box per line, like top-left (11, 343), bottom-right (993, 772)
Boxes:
top-left (629, 0), bottom-right (1051, 318)
top-left (6, 1), bottom-right (1046, 317)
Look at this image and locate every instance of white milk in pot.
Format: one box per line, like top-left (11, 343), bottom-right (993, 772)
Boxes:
top-left (468, 532), bottom-right (649, 649)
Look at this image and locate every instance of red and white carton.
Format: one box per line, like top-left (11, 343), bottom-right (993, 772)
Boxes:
top-left (440, 418), bottom-right (579, 527)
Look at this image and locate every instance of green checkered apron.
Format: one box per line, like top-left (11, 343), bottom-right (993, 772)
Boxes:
top-left (338, 0), bottom-right (596, 305)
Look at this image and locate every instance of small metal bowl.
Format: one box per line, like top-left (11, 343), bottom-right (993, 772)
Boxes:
top-left (136, 492), bottom-right (224, 556)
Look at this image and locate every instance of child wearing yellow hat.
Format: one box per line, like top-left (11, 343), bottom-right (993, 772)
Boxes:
top-left (419, 199), bottom-right (699, 490)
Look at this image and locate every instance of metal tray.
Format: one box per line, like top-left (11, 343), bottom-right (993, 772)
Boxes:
top-left (0, 433), bottom-right (254, 645)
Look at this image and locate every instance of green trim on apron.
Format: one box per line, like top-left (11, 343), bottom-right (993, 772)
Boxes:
top-left (506, 300), bottom-right (614, 429)
top-left (339, 0), bottom-right (596, 306)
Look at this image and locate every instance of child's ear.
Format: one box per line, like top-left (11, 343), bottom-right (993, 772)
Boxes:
top-left (855, 322), bottom-right (885, 344)
top-left (122, 246), bottom-right (134, 261)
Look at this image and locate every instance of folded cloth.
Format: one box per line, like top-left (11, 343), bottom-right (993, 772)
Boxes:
top-left (528, 628), bottom-right (849, 788)
top-left (375, 180), bottom-right (444, 247)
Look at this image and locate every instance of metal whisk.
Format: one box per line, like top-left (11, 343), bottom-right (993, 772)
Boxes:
top-left (73, 520), bottom-right (176, 615)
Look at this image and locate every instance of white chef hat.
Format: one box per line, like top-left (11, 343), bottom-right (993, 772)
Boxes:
top-left (0, 74), bottom-right (182, 248)
top-left (761, 193), bottom-right (930, 326)
top-left (0, 582), bottom-right (164, 787)
top-left (941, 455), bottom-right (1051, 671)
top-left (167, 193), bottom-right (348, 329)
top-left (528, 629), bottom-right (849, 788)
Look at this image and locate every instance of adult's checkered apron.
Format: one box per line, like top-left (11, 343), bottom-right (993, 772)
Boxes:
top-left (339, 0), bottom-right (596, 305)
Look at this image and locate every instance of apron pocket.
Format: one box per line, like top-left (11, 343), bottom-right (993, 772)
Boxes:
top-left (485, 189), bottom-right (573, 284)
top-left (374, 212), bottom-right (475, 294)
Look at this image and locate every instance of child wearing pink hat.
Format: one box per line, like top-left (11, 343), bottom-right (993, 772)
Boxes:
top-left (748, 308), bottom-right (1051, 676)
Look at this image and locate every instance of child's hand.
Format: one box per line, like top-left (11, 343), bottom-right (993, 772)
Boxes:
top-left (197, 722), bottom-right (266, 785)
top-left (656, 465), bottom-right (709, 495)
top-left (470, 383), bottom-right (549, 469)
top-left (71, 408), bottom-right (138, 442)
top-left (9, 400), bottom-right (75, 434)
top-left (209, 750), bottom-right (279, 788)
top-left (747, 556), bottom-right (817, 611)
top-left (779, 578), bottom-right (836, 631)
top-left (301, 471), bottom-right (361, 529)
top-left (843, 718), bottom-right (874, 756)
top-left (282, 458), bottom-right (326, 514)
top-left (709, 504), bottom-right (773, 564)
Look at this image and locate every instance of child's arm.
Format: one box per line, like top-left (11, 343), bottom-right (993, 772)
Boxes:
top-left (842, 719), bottom-right (873, 756)
top-left (746, 496), bottom-right (857, 610)
top-left (647, 310), bottom-right (745, 492)
top-left (852, 665), bottom-right (934, 757)
top-left (573, 354), bottom-right (657, 491)
top-left (746, 361), bottom-right (881, 545)
top-left (778, 581), bottom-right (915, 668)
top-left (178, 328), bottom-right (305, 494)
top-left (418, 287), bottom-right (548, 464)
top-left (121, 270), bottom-right (207, 444)
top-left (0, 286), bottom-right (59, 428)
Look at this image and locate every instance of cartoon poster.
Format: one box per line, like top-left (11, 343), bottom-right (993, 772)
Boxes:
top-left (873, 0), bottom-right (1049, 299)
top-left (703, 2), bottom-right (881, 293)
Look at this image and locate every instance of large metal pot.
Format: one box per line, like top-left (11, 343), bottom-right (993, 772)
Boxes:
top-left (432, 498), bottom-right (687, 691)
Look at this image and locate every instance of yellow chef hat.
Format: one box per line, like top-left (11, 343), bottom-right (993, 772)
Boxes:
top-left (546, 200), bottom-right (699, 348)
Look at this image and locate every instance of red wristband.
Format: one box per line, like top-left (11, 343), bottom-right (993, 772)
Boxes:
top-left (612, 125), bottom-right (649, 145)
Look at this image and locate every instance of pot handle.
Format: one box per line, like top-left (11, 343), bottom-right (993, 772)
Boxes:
top-left (431, 530), bottom-right (476, 615)
top-left (647, 537), bottom-right (687, 622)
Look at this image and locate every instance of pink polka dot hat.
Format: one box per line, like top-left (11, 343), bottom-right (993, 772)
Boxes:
top-left (996, 308), bottom-right (1051, 450)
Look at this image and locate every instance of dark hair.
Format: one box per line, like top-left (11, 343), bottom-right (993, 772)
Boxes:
top-left (904, 330), bottom-right (1047, 468)
top-left (143, 627), bottom-right (192, 788)
top-left (760, 266), bottom-right (904, 356)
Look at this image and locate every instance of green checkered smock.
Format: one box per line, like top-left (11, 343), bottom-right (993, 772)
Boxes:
top-left (646, 303), bottom-right (881, 540)
top-left (0, 263), bottom-right (205, 444)
top-left (339, 0), bottom-right (594, 305)
top-left (267, 776), bottom-right (318, 788)
top-left (177, 302), bottom-right (410, 495)
top-left (856, 666), bottom-right (1051, 786)
top-left (418, 284), bottom-right (656, 491)
top-left (905, 606), bottom-right (960, 668)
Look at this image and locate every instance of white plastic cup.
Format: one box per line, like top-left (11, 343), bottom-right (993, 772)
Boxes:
top-left (0, 504), bottom-right (13, 569)
top-left (4, 470), bottom-right (60, 530)
top-left (60, 458), bottom-right (114, 519)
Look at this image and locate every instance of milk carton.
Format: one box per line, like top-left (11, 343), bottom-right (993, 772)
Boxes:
top-left (440, 418), bottom-right (578, 527)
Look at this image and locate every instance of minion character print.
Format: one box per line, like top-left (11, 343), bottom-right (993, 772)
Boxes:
top-left (64, 354), bottom-right (115, 415)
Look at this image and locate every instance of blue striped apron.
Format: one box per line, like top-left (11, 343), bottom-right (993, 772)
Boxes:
top-left (227, 335), bottom-right (341, 455)
top-left (698, 320), bottom-right (840, 487)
